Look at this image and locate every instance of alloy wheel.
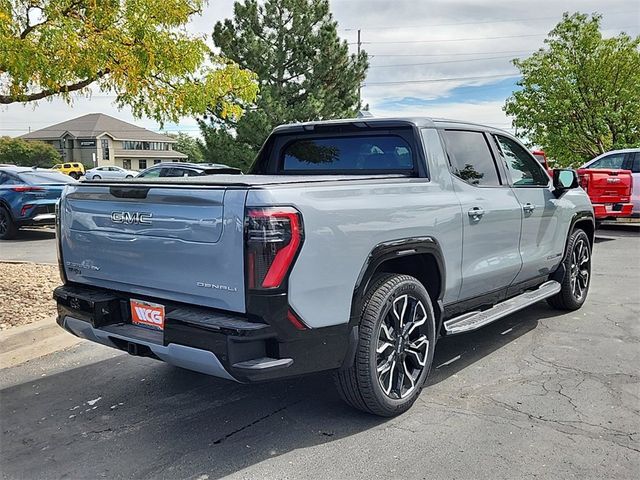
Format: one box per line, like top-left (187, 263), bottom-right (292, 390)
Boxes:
top-left (570, 237), bottom-right (590, 301)
top-left (0, 211), bottom-right (7, 236)
top-left (376, 294), bottom-right (430, 399)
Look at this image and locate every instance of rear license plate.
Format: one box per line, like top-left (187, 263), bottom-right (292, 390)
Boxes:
top-left (605, 204), bottom-right (623, 212)
top-left (130, 299), bottom-right (165, 330)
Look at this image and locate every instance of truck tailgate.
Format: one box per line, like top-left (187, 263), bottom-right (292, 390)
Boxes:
top-left (578, 168), bottom-right (632, 203)
top-left (59, 184), bottom-right (247, 312)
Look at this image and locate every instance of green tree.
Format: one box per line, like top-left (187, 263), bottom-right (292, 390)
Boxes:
top-left (198, 122), bottom-right (256, 170)
top-left (200, 0), bottom-right (368, 167)
top-left (0, 137), bottom-right (61, 166)
top-left (0, 0), bottom-right (258, 124)
top-left (505, 13), bottom-right (640, 166)
top-left (168, 132), bottom-right (204, 163)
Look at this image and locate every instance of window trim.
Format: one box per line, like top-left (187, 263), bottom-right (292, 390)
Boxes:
top-left (441, 128), bottom-right (506, 188)
top-left (491, 133), bottom-right (550, 188)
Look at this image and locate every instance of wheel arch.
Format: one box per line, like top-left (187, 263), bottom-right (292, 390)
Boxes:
top-left (349, 236), bottom-right (445, 327)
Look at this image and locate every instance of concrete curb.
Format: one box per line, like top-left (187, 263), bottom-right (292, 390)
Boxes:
top-left (0, 317), bottom-right (82, 369)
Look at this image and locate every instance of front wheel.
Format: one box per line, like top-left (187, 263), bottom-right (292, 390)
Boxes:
top-left (125, 175), bottom-right (133, 179)
top-left (334, 274), bottom-right (436, 417)
top-left (547, 229), bottom-right (592, 310)
top-left (92, 175), bottom-right (101, 179)
top-left (0, 207), bottom-right (18, 240)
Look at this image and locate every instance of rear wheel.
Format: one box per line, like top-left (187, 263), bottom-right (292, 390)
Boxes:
top-left (0, 207), bottom-right (18, 240)
top-left (334, 274), bottom-right (436, 416)
top-left (548, 229), bottom-right (591, 310)
top-left (93, 175), bottom-right (101, 179)
top-left (69, 172), bottom-right (79, 180)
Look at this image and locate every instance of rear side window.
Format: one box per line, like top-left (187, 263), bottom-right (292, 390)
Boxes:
top-left (280, 135), bottom-right (414, 173)
top-left (17, 171), bottom-right (73, 184)
top-left (589, 153), bottom-right (625, 169)
top-left (631, 153), bottom-right (640, 173)
top-left (444, 130), bottom-right (501, 186)
top-left (138, 168), bottom-right (161, 178)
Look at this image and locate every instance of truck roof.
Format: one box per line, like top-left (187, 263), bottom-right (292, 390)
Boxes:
top-left (272, 116), bottom-right (512, 135)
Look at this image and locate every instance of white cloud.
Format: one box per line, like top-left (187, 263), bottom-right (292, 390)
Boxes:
top-left (1, 0), bottom-right (637, 137)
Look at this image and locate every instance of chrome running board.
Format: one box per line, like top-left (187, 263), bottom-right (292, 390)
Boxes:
top-left (443, 280), bottom-right (561, 335)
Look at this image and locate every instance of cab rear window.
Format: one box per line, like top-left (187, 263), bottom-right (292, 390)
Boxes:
top-left (279, 135), bottom-right (414, 174)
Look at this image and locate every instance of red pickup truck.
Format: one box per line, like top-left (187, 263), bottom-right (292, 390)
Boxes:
top-left (531, 149), bottom-right (633, 223)
top-left (576, 168), bottom-right (633, 222)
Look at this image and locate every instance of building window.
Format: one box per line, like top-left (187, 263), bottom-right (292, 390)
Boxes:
top-left (154, 159), bottom-right (161, 165)
top-left (138, 159), bottom-right (147, 170)
top-left (122, 159), bottom-right (131, 169)
top-left (101, 139), bottom-right (109, 161)
top-left (122, 140), bottom-right (172, 151)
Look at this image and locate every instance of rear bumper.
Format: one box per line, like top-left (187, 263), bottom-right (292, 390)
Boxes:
top-left (54, 284), bottom-right (349, 382)
top-left (592, 203), bottom-right (634, 219)
top-left (16, 204), bottom-right (57, 226)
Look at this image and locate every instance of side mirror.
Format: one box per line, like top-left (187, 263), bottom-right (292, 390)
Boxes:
top-left (552, 168), bottom-right (579, 197)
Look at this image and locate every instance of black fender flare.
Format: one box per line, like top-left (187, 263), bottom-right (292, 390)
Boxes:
top-left (341, 236), bottom-right (446, 368)
top-left (550, 210), bottom-right (595, 283)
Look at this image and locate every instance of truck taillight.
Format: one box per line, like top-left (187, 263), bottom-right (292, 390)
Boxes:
top-left (245, 207), bottom-right (303, 290)
top-left (579, 174), bottom-right (589, 190)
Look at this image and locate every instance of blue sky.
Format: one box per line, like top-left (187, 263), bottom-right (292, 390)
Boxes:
top-left (1, 0), bottom-right (638, 138)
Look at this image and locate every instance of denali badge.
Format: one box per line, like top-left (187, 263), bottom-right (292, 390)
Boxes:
top-left (111, 211), bottom-right (153, 225)
top-left (196, 282), bottom-right (238, 292)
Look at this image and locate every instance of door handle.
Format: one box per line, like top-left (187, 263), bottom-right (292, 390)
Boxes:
top-left (523, 203), bottom-right (535, 214)
top-left (468, 206), bottom-right (485, 221)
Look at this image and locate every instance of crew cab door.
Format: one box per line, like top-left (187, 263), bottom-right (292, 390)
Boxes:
top-left (491, 134), bottom-right (563, 284)
top-left (443, 129), bottom-right (523, 301)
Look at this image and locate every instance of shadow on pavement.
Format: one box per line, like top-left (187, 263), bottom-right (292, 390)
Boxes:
top-left (0, 302), bottom-right (555, 479)
top-left (11, 227), bottom-right (56, 242)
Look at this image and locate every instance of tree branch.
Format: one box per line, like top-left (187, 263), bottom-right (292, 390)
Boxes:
top-left (0, 70), bottom-right (109, 104)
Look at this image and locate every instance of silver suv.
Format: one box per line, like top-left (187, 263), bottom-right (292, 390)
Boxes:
top-left (54, 117), bottom-right (594, 416)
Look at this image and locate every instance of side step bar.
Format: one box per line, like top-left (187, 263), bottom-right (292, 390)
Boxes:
top-left (444, 280), bottom-right (561, 335)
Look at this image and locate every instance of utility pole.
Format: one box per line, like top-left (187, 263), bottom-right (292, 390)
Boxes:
top-left (357, 28), bottom-right (362, 107)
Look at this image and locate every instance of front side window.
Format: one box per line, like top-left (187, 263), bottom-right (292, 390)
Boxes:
top-left (444, 130), bottom-right (501, 186)
top-left (494, 135), bottom-right (549, 186)
top-left (280, 134), bottom-right (414, 173)
top-left (589, 153), bottom-right (626, 169)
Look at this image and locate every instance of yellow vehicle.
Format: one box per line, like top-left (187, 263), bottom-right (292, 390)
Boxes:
top-left (52, 162), bottom-right (85, 179)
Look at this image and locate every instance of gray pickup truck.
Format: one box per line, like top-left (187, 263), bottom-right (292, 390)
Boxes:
top-left (54, 117), bottom-right (594, 416)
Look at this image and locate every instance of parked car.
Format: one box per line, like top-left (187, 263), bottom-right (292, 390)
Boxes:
top-left (54, 117), bottom-right (594, 416)
top-left (531, 150), bottom-right (553, 177)
top-left (52, 162), bottom-right (85, 179)
top-left (136, 162), bottom-right (242, 178)
top-left (0, 166), bottom-right (76, 239)
top-left (580, 148), bottom-right (640, 218)
top-left (85, 165), bottom-right (138, 180)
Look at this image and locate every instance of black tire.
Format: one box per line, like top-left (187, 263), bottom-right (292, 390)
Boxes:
top-left (93, 175), bottom-right (101, 179)
top-left (125, 175), bottom-right (133, 179)
top-left (0, 207), bottom-right (18, 240)
top-left (547, 229), bottom-right (592, 310)
top-left (334, 274), bottom-right (436, 417)
top-left (69, 172), bottom-right (79, 180)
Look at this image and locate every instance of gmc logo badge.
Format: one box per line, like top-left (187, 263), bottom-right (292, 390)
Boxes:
top-left (111, 211), bottom-right (153, 225)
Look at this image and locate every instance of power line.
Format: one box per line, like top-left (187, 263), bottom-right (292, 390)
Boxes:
top-left (354, 33), bottom-right (547, 45)
top-left (340, 9), bottom-right (638, 31)
top-left (364, 73), bottom-right (520, 86)
top-left (368, 50), bottom-right (533, 57)
top-left (368, 54), bottom-right (523, 68)
top-left (349, 24), bottom-right (637, 45)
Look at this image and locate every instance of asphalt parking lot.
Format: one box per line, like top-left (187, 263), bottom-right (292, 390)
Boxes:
top-left (1, 225), bottom-right (639, 479)
top-left (0, 227), bottom-right (57, 264)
